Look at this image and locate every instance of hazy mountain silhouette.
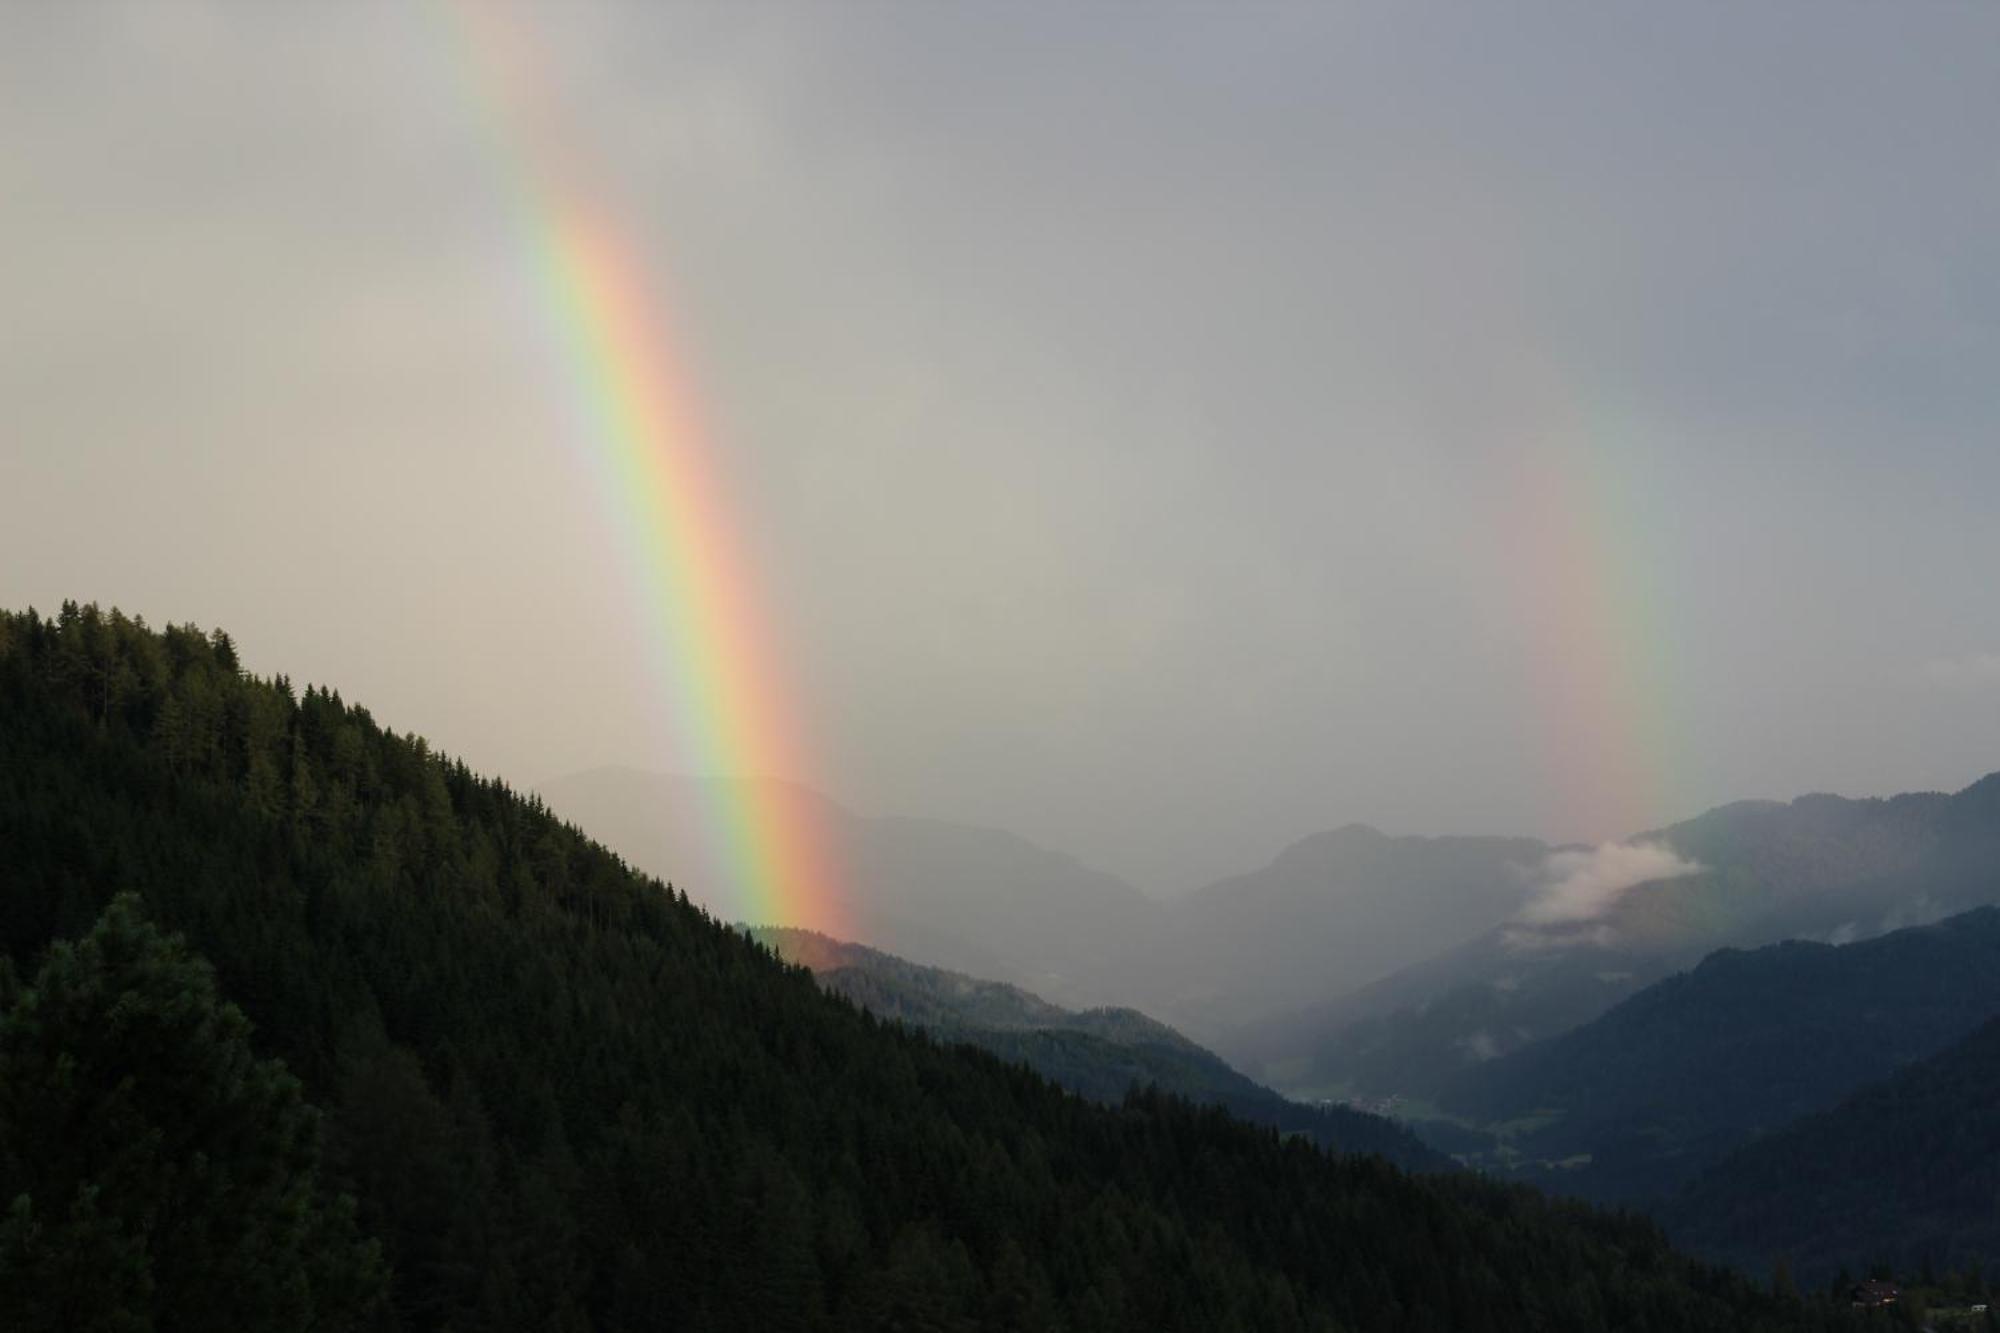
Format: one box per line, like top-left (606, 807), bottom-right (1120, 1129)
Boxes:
top-left (1237, 776), bottom-right (2000, 1102)
top-left (1127, 825), bottom-right (1548, 1043)
top-left (536, 765), bottom-right (1165, 1008)
top-left (539, 762), bottom-right (2000, 1131)
top-left (539, 770), bottom-right (1556, 1034)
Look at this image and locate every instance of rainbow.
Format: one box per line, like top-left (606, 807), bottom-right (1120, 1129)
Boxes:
top-left (441, 0), bottom-right (846, 935)
top-left (1485, 350), bottom-right (1688, 847)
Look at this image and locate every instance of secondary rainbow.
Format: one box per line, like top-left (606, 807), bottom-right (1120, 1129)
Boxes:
top-left (1484, 338), bottom-right (1688, 846)
top-left (440, 0), bottom-right (846, 935)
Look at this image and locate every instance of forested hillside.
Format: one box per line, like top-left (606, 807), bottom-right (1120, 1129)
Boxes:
top-left (755, 928), bottom-right (1446, 1171)
top-left (1437, 908), bottom-right (2000, 1204)
top-left (0, 604), bottom-right (1863, 1330)
top-left (1669, 1016), bottom-right (2000, 1285)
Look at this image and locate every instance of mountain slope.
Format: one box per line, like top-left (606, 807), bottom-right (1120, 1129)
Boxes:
top-left (1669, 1016), bottom-right (2000, 1284)
top-left (1250, 781), bottom-right (2000, 1103)
top-left (1436, 907), bottom-right (2000, 1203)
top-left (0, 603), bottom-right (1840, 1331)
top-left (755, 928), bottom-right (1448, 1171)
top-left (1137, 825), bottom-right (1548, 1044)
top-left (1242, 931), bottom-right (1672, 1102)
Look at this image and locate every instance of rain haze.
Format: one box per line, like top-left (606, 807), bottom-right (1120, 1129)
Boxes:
top-left (5, 0), bottom-right (1999, 895)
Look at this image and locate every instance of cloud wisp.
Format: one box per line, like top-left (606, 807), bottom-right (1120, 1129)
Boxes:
top-left (1505, 841), bottom-right (1703, 950)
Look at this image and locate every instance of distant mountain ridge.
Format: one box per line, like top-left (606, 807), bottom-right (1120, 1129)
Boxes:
top-left (538, 768), bottom-right (1566, 1041)
top-left (1431, 905), bottom-right (2000, 1203)
top-left (1240, 774), bottom-right (2000, 1102)
top-left (753, 927), bottom-right (1450, 1173)
top-left (1130, 825), bottom-right (1549, 1044)
top-left (544, 765), bottom-right (2000, 1122)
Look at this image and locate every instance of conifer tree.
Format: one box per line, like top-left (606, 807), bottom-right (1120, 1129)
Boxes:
top-left (0, 894), bottom-right (381, 1332)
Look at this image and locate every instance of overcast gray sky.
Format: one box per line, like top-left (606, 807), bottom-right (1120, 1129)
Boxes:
top-left (5, 1), bottom-right (1998, 892)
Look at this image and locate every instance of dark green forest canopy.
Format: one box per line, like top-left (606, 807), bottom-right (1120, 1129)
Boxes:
top-left (0, 892), bottom-right (382, 1330)
top-left (0, 603), bottom-right (1866, 1331)
top-left (1670, 1015), bottom-right (2000, 1286)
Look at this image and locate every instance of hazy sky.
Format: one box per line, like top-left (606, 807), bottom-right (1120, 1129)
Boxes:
top-left (6, 2), bottom-right (1999, 892)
